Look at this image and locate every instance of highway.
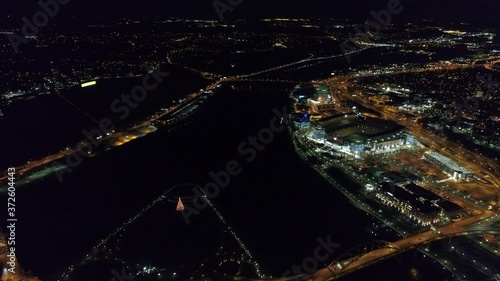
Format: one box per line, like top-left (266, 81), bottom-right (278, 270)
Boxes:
top-left (0, 47), bottom-right (358, 186)
top-left (0, 82), bottom-right (220, 187)
top-left (277, 60), bottom-right (500, 281)
top-left (324, 62), bottom-right (500, 195)
top-left (307, 211), bottom-right (498, 281)
top-left (231, 58), bottom-right (500, 281)
top-left (288, 127), bottom-right (499, 278)
top-left (0, 151), bottom-right (71, 183)
top-left (233, 212), bottom-right (499, 281)
top-left (2, 50), bottom-right (499, 281)
top-left (239, 49), bottom-right (367, 79)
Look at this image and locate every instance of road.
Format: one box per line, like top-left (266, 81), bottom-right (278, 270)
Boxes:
top-left (324, 61), bottom-right (500, 193)
top-left (308, 211), bottom-right (498, 281)
top-left (0, 82), bottom-right (221, 186)
top-left (0, 47), bottom-right (355, 186)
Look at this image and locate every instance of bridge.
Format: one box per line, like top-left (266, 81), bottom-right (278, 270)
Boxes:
top-left (236, 211), bottom-right (499, 281)
top-left (309, 211), bottom-right (499, 281)
top-left (237, 50), bottom-right (365, 79)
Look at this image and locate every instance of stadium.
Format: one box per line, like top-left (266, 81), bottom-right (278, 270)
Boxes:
top-left (306, 113), bottom-right (415, 157)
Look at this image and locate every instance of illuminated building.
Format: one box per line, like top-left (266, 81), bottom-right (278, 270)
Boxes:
top-left (291, 84), bottom-right (332, 106)
top-left (308, 113), bottom-right (412, 157)
top-left (372, 180), bottom-right (462, 226)
top-left (423, 151), bottom-right (473, 181)
top-left (292, 113), bottom-right (311, 129)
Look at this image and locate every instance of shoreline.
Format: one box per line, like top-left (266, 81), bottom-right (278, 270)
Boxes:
top-left (286, 122), bottom-right (473, 280)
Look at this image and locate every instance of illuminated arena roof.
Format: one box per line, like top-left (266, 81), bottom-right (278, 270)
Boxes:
top-left (317, 114), bottom-right (404, 144)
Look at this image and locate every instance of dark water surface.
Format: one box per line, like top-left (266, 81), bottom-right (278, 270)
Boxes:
top-left (2, 81), bottom-right (453, 281)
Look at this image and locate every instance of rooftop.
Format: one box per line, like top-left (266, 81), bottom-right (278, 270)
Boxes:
top-left (437, 200), bottom-right (462, 213)
top-left (424, 151), bottom-right (472, 174)
top-left (404, 183), bottom-right (441, 201)
top-left (318, 114), bottom-right (404, 143)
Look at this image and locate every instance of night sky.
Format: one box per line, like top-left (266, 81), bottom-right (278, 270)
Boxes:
top-left (1, 0), bottom-right (500, 24)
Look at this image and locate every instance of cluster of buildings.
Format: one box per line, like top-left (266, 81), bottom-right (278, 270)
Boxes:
top-left (290, 84), bottom-right (333, 112)
top-left (290, 84), bottom-right (467, 226)
top-left (371, 172), bottom-right (462, 226)
top-left (291, 84), bottom-right (416, 158)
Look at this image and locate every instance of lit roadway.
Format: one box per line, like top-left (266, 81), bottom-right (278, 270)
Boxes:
top-left (2, 52), bottom-right (498, 281)
top-left (4, 51), bottom-right (497, 185)
top-left (0, 80), bottom-right (223, 187)
top-left (324, 61), bottom-right (500, 192)
top-left (0, 151), bottom-right (71, 183)
top-left (0, 48), bottom-right (361, 186)
top-left (289, 60), bottom-right (500, 281)
top-left (306, 211), bottom-right (498, 281)
top-left (234, 212), bottom-right (498, 281)
top-left (1, 80), bottom-right (242, 186)
top-left (0, 234), bottom-right (41, 281)
top-left (287, 131), bottom-right (499, 280)
top-left (349, 90), bottom-right (500, 188)
top-left (237, 124), bottom-right (500, 281)
top-left (350, 90), bottom-right (500, 191)
top-left (238, 50), bottom-right (365, 79)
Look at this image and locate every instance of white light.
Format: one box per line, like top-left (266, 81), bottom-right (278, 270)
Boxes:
top-left (81, 81), bottom-right (97, 87)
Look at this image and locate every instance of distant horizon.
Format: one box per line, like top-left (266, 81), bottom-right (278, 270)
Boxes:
top-left (1, 14), bottom-right (500, 27)
top-left (1, 0), bottom-right (499, 279)
top-left (1, 0), bottom-right (500, 25)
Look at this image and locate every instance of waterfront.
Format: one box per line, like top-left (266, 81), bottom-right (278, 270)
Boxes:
top-left (0, 65), bottom-right (207, 171)
top-left (0, 81), bottom-right (453, 281)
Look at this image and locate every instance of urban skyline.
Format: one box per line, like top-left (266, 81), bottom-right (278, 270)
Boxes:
top-left (0, 1), bottom-right (499, 281)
